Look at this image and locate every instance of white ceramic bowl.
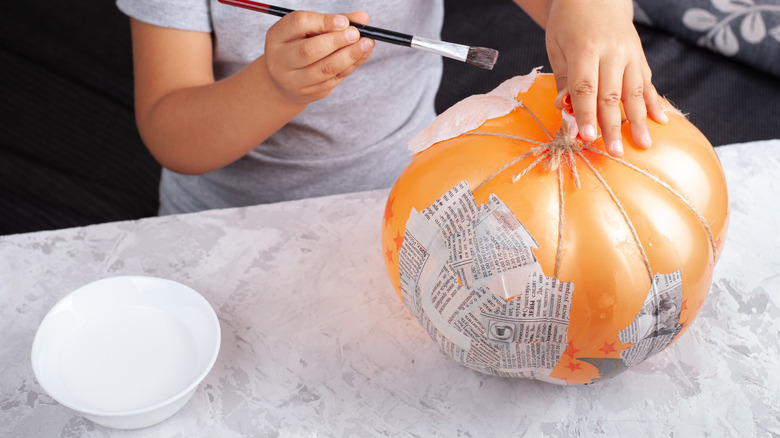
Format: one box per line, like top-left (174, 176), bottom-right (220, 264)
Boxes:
top-left (31, 276), bottom-right (221, 429)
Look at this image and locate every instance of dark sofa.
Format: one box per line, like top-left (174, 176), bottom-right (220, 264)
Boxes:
top-left (1, 0), bottom-right (778, 235)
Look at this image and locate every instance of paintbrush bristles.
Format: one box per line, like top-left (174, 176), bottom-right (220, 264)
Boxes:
top-left (466, 47), bottom-right (499, 70)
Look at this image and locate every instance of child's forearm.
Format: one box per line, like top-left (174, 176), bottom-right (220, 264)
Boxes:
top-left (512, 0), bottom-right (552, 28)
top-left (136, 56), bottom-right (306, 175)
top-left (130, 12), bottom-right (371, 174)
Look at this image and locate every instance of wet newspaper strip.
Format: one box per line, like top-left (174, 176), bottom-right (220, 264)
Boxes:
top-left (618, 270), bottom-right (684, 367)
top-left (398, 181), bottom-right (573, 380)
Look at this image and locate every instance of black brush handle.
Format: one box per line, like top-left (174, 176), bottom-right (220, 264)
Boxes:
top-left (218, 0), bottom-right (414, 46)
top-left (351, 23), bottom-right (413, 47)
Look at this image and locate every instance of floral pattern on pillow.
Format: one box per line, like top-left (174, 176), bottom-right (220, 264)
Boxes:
top-left (634, 0), bottom-right (780, 77)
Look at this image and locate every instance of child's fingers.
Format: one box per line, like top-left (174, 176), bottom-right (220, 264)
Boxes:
top-left (595, 58), bottom-right (628, 157)
top-left (545, 40), bottom-right (569, 109)
top-left (548, 38), bottom-right (615, 148)
top-left (292, 37), bottom-right (374, 100)
top-left (264, 10), bottom-right (374, 104)
top-left (563, 55), bottom-right (601, 145)
top-left (621, 65), bottom-right (653, 150)
top-left (313, 36), bottom-right (374, 82)
top-left (311, 36), bottom-right (374, 83)
top-left (273, 10), bottom-right (350, 42)
top-left (343, 11), bottom-right (369, 26)
top-left (645, 84), bottom-right (669, 126)
top-left (310, 39), bottom-right (374, 92)
top-left (268, 11), bottom-right (360, 70)
top-left (282, 25), bottom-right (362, 70)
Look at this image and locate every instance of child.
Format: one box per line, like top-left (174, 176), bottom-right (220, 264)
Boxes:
top-left (117, 0), bottom-right (667, 215)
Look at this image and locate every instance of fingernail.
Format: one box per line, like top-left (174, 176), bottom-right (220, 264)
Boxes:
top-left (346, 27), bottom-right (359, 43)
top-left (334, 15), bottom-right (349, 28)
top-left (361, 38), bottom-right (373, 51)
top-left (609, 140), bottom-right (624, 156)
top-left (581, 124), bottom-right (597, 140)
top-left (554, 90), bottom-right (565, 109)
top-left (658, 111), bottom-right (669, 124)
top-left (568, 122), bottom-right (579, 139)
top-left (643, 132), bottom-right (652, 147)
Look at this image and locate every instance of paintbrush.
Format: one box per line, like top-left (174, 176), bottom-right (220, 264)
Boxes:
top-left (217, 0), bottom-right (499, 70)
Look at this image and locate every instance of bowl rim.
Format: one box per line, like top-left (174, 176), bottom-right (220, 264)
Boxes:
top-left (30, 275), bottom-right (221, 418)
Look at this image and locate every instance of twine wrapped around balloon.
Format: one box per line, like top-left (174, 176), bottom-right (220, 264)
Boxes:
top-left (383, 70), bottom-right (728, 384)
top-left (460, 101), bottom-right (717, 282)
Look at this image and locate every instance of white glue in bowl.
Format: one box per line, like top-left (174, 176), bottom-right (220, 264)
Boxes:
top-left (31, 276), bottom-right (221, 429)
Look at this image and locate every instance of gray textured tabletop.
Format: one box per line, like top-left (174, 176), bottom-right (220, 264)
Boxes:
top-left (1, 140), bottom-right (778, 437)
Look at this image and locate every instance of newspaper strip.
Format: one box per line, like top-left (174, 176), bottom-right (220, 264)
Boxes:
top-left (398, 181), bottom-right (574, 380)
top-left (618, 270), bottom-right (684, 367)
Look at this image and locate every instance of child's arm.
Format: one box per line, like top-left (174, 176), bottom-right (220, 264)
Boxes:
top-left (130, 11), bottom-right (374, 174)
top-left (513, 0), bottom-right (668, 157)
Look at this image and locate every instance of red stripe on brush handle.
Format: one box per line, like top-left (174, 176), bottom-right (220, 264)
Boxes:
top-left (217, 0), bottom-right (415, 47)
top-left (218, 0), bottom-right (278, 16)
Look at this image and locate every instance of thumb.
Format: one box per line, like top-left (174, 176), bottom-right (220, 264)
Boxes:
top-left (546, 40), bottom-right (569, 110)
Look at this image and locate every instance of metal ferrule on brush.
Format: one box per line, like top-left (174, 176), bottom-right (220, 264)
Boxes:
top-left (410, 36), bottom-right (469, 62)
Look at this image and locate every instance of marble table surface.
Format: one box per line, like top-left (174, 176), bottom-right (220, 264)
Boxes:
top-left (1, 140), bottom-right (778, 437)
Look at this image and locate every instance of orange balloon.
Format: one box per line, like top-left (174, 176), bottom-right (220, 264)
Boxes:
top-left (381, 73), bottom-right (728, 385)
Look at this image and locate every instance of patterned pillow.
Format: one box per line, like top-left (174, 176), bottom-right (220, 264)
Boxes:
top-left (634, 0), bottom-right (780, 77)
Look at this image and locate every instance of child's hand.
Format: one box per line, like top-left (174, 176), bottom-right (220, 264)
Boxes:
top-left (544, 0), bottom-right (668, 157)
top-left (263, 11), bottom-right (375, 105)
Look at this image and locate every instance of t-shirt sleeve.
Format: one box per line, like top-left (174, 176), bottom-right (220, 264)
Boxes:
top-left (116, 0), bottom-right (212, 33)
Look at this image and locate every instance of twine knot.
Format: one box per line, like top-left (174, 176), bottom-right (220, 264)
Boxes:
top-left (530, 120), bottom-right (584, 173)
top-left (511, 118), bottom-right (584, 189)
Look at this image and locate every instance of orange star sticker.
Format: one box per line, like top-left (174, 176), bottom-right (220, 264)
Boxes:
top-left (384, 196), bottom-right (395, 223)
top-left (384, 247), bottom-right (394, 264)
top-left (563, 340), bottom-right (581, 358)
top-left (565, 361), bottom-right (582, 372)
top-left (393, 230), bottom-right (405, 250)
top-left (599, 341), bottom-right (617, 354)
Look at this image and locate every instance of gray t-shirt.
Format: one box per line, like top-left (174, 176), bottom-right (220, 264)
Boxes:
top-left (116, 0), bottom-right (444, 214)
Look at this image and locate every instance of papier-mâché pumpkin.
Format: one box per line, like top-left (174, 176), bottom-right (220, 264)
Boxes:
top-left (381, 71), bottom-right (728, 385)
